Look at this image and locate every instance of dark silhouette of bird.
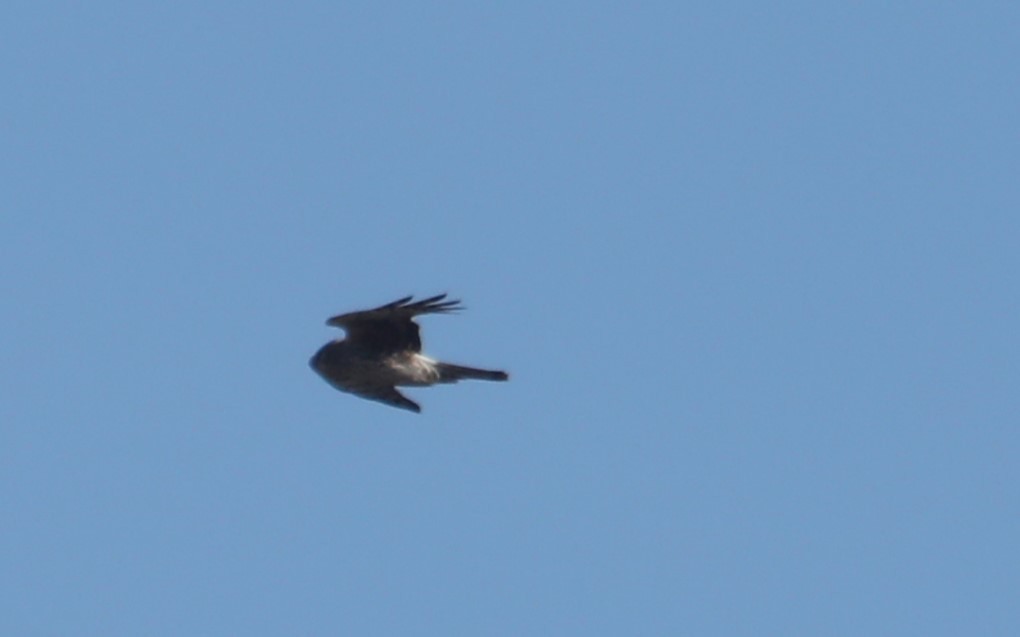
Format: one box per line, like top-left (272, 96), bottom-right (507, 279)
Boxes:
top-left (310, 294), bottom-right (509, 412)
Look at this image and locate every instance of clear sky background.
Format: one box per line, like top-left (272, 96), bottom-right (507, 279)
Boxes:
top-left (3, 3), bottom-right (1018, 635)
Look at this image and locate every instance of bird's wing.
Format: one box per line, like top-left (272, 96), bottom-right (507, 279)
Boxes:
top-left (351, 385), bottom-right (422, 413)
top-left (326, 294), bottom-right (462, 354)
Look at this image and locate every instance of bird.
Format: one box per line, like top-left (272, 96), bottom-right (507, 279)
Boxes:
top-left (310, 294), bottom-right (509, 413)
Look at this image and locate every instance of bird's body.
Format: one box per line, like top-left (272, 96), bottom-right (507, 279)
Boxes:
top-left (310, 294), bottom-right (508, 413)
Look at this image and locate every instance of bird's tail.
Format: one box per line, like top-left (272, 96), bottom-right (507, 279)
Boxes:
top-left (437, 362), bottom-right (509, 383)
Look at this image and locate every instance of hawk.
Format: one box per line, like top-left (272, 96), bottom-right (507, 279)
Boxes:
top-left (310, 294), bottom-right (509, 413)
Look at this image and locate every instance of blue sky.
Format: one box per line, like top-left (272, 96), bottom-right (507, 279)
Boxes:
top-left (3, 2), bottom-right (1018, 635)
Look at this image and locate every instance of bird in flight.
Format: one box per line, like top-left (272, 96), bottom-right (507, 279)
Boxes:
top-left (310, 294), bottom-right (509, 413)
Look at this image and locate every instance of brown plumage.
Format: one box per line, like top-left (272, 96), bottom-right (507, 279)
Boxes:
top-left (310, 294), bottom-right (508, 413)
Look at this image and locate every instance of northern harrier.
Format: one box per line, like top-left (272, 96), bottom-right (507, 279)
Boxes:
top-left (310, 294), bottom-right (509, 412)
